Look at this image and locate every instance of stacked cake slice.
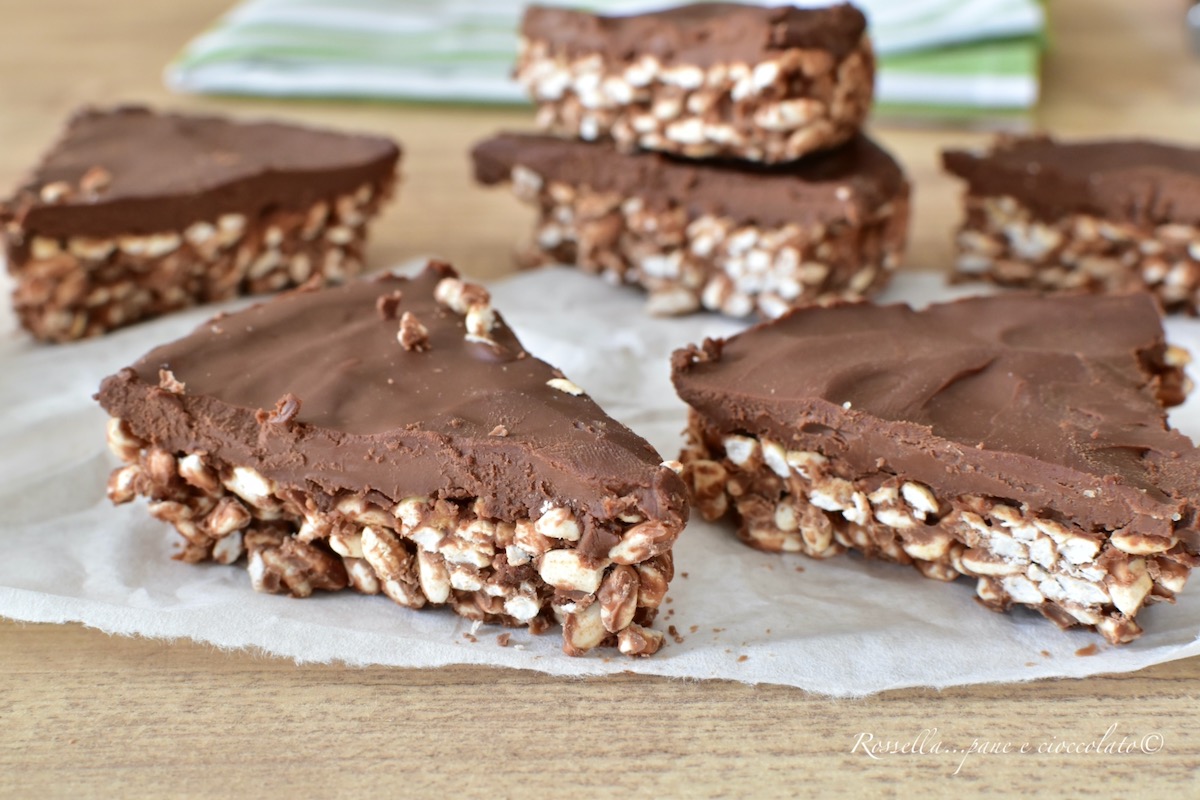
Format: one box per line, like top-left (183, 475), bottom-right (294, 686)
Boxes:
top-left (517, 2), bottom-right (874, 163)
top-left (474, 2), bottom-right (910, 319)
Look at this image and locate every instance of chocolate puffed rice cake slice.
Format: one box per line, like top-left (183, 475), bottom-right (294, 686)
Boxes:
top-left (96, 261), bottom-right (688, 657)
top-left (518, 2), bottom-right (874, 163)
top-left (2, 105), bottom-right (400, 342)
top-left (944, 135), bottom-right (1200, 313)
top-left (672, 292), bottom-right (1199, 644)
top-left (473, 132), bottom-right (909, 319)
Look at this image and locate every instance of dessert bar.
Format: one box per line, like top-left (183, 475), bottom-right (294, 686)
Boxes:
top-left (2, 106), bottom-right (400, 341)
top-left (518, 3), bottom-right (873, 163)
top-left (672, 292), bottom-right (1198, 643)
top-left (97, 262), bottom-right (688, 656)
top-left (473, 132), bottom-right (908, 318)
top-left (945, 136), bottom-right (1200, 313)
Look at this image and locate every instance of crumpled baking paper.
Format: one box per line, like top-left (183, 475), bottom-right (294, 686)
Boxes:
top-left (2, 264), bottom-right (1198, 697)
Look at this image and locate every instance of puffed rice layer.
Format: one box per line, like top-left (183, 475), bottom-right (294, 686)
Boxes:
top-left (680, 410), bottom-right (1199, 645)
top-left (5, 177), bottom-right (393, 342)
top-left (103, 416), bottom-right (678, 657)
top-left (517, 34), bottom-right (875, 163)
top-left (507, 167), bottom-right (909, 319)
top-left (954, 193), bottom-right (1200, 314)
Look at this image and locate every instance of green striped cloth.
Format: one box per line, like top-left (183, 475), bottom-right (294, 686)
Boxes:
top-left (167, 0), bottom-right (1046, 120)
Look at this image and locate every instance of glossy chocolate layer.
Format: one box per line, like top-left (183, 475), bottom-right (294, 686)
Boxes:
top-left (97, 264), bottom-right (688, 557)
top-left (672, 292), bottom-right (1200, 542)
top-left (521, 3), bottom-right (868, 65)
top-left (3, 106), bottom-right (400, 239)
top-left (943, 136), bottom-right (1200, 226)
top-left (473, 132), bottom-right (907, 229)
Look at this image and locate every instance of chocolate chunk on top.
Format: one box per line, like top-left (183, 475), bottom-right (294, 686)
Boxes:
top-left (96, 264), bottom-right (688, 550)
top-left (521, 2), bottom-right (868, 65)
top-left (472, 133), bottom-right (906, 229)
top-left (2, 105), bottom-right (401, 239)
top-left (672, 292), bottom-right (1200, 541)
top-left (943, 136), bottom-right (1200, 227)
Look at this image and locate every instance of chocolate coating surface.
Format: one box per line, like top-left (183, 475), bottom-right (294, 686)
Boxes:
top-left (521, 2), bottom-right (868, 65)
top-left (3, 106), bottom-right (400, 239)
top-left (96, 264), bottom-right (688, 553)
top-left (473, 132), bottom-right (907, 228)
top-left (943, 136), bottom-right (1200, 226)
top-left (672, 292), bottom-right (1200, 541)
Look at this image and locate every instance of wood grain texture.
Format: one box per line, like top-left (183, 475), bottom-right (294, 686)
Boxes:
top-left (3, 1), bottom-right (1200, 797)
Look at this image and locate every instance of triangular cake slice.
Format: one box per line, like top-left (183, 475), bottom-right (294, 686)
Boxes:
top-left (97, 262), bottom-right (687, 656)
top-left (672, 292), bottom-right (1199, 644)
top-left (2, 105), bottom-right (400, 342)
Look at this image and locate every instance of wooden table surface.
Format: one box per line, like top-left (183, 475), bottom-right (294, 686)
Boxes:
top-left (3, 1), bottom-right (1200, 797)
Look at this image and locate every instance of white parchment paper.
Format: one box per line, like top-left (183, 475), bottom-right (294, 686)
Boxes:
top-left (2, 264), bottom-right (1199, 697)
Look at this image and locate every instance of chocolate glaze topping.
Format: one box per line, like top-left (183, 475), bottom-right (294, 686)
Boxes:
top-left (97, 264), bottom-right (688, 558)
top-left (672, 292), bottom-right (1200, 542)
top-left (473, 132), bottom-right (907, 228)
top-left (521, 3), bottom-right (868, 66)
top-left (3, 105), bottom-right (400, 239)
top-left (943, 136), bottom-right (1200, 226)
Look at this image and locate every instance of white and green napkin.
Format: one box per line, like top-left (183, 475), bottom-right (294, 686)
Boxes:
top-left (167, 0), bottom-right (1047, 121)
